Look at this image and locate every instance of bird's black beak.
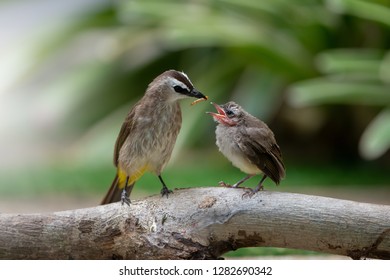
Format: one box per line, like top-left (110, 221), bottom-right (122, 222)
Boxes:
top-left (187, 88), bottom-right (206, 99)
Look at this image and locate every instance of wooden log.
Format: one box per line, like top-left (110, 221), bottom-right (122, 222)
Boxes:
top-left (0, 187), bottom-right (389, 259)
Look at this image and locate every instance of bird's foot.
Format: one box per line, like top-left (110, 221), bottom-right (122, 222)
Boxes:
top-left (218, 181), bottom-right (235, 188)
top-left (160, 186), bottom-right (173, 198)
top-left (121, 189), bottom-right (131, 206)
top-left (219, 181), bottom-right (245, 189)
top-left (241, 185), bottom-right (264, 199)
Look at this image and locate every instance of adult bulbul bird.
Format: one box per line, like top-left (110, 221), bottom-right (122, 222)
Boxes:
top-left (101, 70), bottom-right (206, 205)
top-left (207, 101), bottom-right (285, 196)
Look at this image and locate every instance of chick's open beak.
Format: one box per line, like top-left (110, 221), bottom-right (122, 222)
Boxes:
top-left (206, 102), bottom-right (227, 123)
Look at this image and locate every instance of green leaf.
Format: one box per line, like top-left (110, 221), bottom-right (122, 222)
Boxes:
top-left (327, 0), bottom-right (390, 27)
top-left (315, 49), bottom-right (383, 76)
top-left (288, 79), bottom-right (390, 107)
top-left (359, 109), bottom-right (390, 160)
top-left (380, 51), bottom-right (390, 84)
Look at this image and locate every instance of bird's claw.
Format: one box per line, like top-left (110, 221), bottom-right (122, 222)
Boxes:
top-left (241, 185), bottom-right (264, 199)
top-left (218, 181), bottom-right (233, 188)
top-left (160, 186), bottom-right (173, 198)
top-left (241, 189), bottom-right (256, 199)
top-left (121, 189), bottom-right (131, 206)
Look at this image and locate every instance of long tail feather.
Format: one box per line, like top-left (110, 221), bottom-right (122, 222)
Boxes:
top-left (101, 175), bottom-right (125, 205)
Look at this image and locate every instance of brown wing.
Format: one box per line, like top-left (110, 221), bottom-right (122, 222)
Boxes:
top-left (113, 107), bottom-right (136, 167)
top-left (237, 126), bottom-right (285, 185)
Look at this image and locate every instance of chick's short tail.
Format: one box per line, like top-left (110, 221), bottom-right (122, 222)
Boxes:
top-left (101, 174), bottom-right (134, 205)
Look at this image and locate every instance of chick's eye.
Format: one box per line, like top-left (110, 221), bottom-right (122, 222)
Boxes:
top-left (174, 85), bottom-right (188, 94)
top-left (226, 109), bottom-right (235, 117)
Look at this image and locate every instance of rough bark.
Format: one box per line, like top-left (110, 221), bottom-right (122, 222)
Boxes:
top-left (0, 187), bottom-right (389, 259)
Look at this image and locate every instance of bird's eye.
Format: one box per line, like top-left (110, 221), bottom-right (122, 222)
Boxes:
top-left (226, 109), bottom-right (235, 117)
top-left (173, 85), bottom-right (188, 94)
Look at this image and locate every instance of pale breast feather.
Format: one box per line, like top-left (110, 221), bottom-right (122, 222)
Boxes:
top-left (216, 126), bottom-right (260, 174)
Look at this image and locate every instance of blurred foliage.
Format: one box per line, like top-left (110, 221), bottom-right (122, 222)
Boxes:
top-left (223, 247), bottom-right (324, 258)
top-left (2, 0), bottom-right (389, 259)
top-left (288, 48), bottom-right (390, 160)
top-left (13, 0), bottom-right (390, 163)
top-left (1, 151), bottom-right (389, 197)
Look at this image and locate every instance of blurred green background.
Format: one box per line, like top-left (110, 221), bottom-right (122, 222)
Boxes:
top-left (0, 0), bottom-right (389, 258)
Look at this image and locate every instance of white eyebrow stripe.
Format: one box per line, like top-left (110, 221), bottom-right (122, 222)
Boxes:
top-left (167, 76), bottom-right (190, 91)
top-left (180, 71), bottom-right (193, 87)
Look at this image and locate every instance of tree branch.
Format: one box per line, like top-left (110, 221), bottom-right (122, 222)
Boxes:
top-left (0, 187), bottom-right (389, 259)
